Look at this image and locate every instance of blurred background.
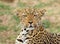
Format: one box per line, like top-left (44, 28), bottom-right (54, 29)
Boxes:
top-left (0, 0), bottom-right (60, 44)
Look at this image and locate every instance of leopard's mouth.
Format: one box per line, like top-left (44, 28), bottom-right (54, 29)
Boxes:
top-left (29, 25), bottom-right (33, 28)
top-left (25, 24), bottom-right (37, 30)
top-left (28, 24), bottom-right (34, 28)
top-left (28, 24), bottom-right (37, 28)
top-left (25, 25), bottom-right (34, 30)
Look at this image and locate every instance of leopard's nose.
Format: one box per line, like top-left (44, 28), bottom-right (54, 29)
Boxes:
top-left (28, 21), bottom-right (33, 24)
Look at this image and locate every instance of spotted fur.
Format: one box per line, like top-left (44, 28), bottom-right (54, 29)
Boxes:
top-left (15, 8), bottom-right (60, 44)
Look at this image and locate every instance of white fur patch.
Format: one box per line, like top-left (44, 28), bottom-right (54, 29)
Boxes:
top-left (26, 28), bottom-right (34, 30)
top-left (20, 30), bottom-right (28, 35)
top-left (15, 26), bottom-right (35, 44)
top-left (22, 40), bottom-right (28, 44)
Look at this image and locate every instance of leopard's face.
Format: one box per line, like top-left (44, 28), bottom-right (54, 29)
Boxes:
top-left (16, 8), bottom-right (46, 30)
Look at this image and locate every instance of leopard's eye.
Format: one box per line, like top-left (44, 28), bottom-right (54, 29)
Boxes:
top-left (22, 13), bottom-right (27, 17)
top-left (34, 13), bottom-right (38, 17)
top-left (34, 15), bottom-right (37, 16)
top-left (34, 14), bottom-right (38, 17)
top-left (23, 15), bottom-right (27, 17)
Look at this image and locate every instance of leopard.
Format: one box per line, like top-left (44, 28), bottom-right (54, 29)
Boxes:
top-left (15, 8), bottom-right (60, 44)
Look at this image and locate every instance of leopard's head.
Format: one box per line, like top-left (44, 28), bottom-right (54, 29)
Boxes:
top-left (15, 8), bottom-right (46, 30)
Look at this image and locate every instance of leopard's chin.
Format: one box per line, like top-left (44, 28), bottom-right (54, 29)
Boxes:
top-left (25, 24), bottom-right (38, 30)
top-left (26, 27), bottom-right (34, 31)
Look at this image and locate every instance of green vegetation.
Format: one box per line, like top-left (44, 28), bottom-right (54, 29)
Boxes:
top-left (18, 2), bottom-right (27, 8)
top-left (42, 20), bottom-right (51, 28)
top-left (0, 25), bottom-right (8, 31)
top-left (0, 19), bottom-right (2, 23)
top-left (56, 26), bottom-right (60, 32)
top-left (0, 3), bottom-right (12, 10)
top-left (13, 15), bottom-right (20, 24)
top-left (34, 1), bottom-right (54, 8)
top-left (0, 2), bottom-right (13, 16)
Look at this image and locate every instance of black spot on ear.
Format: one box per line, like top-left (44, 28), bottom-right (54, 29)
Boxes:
top-left (17, 39), bottom-right (23, 43)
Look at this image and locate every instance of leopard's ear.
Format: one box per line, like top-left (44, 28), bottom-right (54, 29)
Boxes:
top-left (40, 9), bottom-right (46, 17)
top-left (13, 8), bottom-right (22, 17)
